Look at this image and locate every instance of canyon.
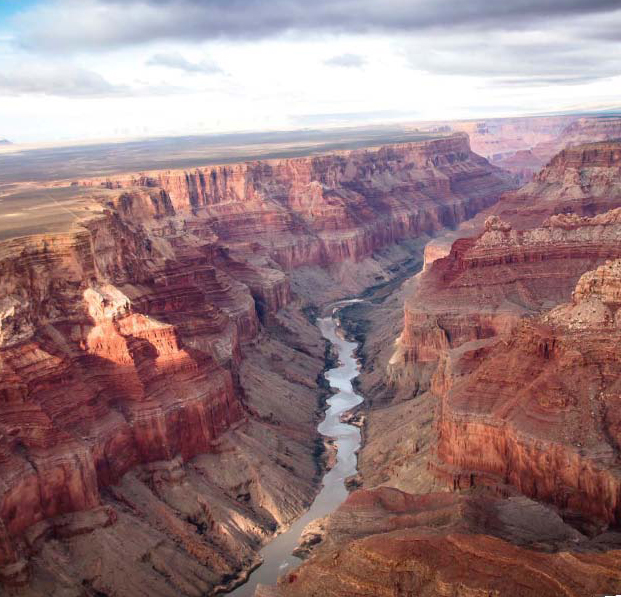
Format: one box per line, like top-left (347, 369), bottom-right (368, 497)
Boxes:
top-left (0, 133), bottom-right (514, 596)
top-left (4, 117), bottom-right (621, 597)
top-left (451, 114), bottom-right (621, 183)
top-left (259, 139), bottom-right (621, 596)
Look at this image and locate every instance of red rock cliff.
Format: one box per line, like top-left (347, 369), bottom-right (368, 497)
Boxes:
top-left (391, 142), bottom-right (621, 529)
top-left (78, 134), bottom-right (513, 270)
top-left (0, 136), bottom-right (512, 591)
top-left (438, 259), bottom-right (621, 527)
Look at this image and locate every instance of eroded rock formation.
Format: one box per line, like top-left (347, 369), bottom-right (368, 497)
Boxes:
top-left (260, 487), bottom-right (621, 597)
top-left (437, 259), bottom-right (621, 527)
top-left (475, 115), bottom-right (621, 183)
top-left (77, 134), bottom-right (512, 270)
top-left (0, 135), bottom-right (512, 595)
top-left (265, 140), bottom-right (621, 597)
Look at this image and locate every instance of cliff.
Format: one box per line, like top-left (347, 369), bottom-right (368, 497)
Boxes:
top-left (437, 259), bottom-right (621, 527)
top-left (76, 134), bottom-right (513, 270)
top-left (0, 136), bottom-right (512, 594)
top-left (391, 206), bottom-right (621, 394)
top-left (490, 115), bottom-right (621, 182)
top-left (387, 142), bottom-right (621, 529)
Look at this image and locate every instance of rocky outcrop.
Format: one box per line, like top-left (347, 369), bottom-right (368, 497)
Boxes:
top-left (387, 143), bottom-right (621, 530)
top-left (437, 259), bottom-right (621, 527)
top-left (259, 487), bottom-right (621, 597)
top-left (0, 212), bottom-right (253, 584)
top-left (449, 115), bottom-right (574, 163)
top-left (391, 206), bottom-right (621, 394)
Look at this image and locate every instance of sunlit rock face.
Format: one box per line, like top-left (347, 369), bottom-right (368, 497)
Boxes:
top-left (0, 215), bottom-right (248, 569)
top-left (0, 135), bottom-right (512, 593)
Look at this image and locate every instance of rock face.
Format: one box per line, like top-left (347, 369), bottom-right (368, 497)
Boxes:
top-left (78, 134), bottom-right (513, 270)
top-left (260, 487), bottom-right (621, 597)
top-left (388, 142), bottom-right (621, 532)
top-left (437, 259), bottom-right (621, 526)
top-left (392, 206), bottom-right (621, 395)
top-left (0, 214), bottom-right (254, 589)
top-left (437, 114), bottom-right (621, 184)
top-left (493, 115), bottom-right (621, 182)
top-left (449, 115), bottom-right (575, 164)
top-left (0, 135), bottom-right (512, 594)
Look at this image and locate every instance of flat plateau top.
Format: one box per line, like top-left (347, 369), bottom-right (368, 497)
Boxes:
top-left (0, 185), bottom-right (105, 241)
top-left (0, 127), bottom-right (443, 185)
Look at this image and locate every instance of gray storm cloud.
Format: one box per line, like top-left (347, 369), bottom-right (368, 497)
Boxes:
top-left (13, 0), bottom-right (621, 51)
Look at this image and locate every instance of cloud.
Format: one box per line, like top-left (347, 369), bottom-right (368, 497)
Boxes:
top-left (404, 32), bottom-right (621, 86)
top-left (324, 54), bottom-right (366, 68)
top-left (0, 62), bottom-right (191, 98)
top-left (12, 0), bottom-right (621, 52)
top-left (147, 52), bottom-right (223, 75)
top-left (0, 65), bottom-right (129, 97)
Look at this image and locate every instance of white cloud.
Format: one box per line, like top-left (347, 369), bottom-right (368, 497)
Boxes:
top-left (147, 52), bottom-right (224, 75)
top-left (324, 54), bottom-right (367, 68)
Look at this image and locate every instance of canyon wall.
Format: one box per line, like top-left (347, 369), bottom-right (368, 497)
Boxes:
top-left (0, 135), bottom-right (513, 594)
top-left (490, 115), bottom-right (621, 182)
top-left (77, 134), bottom-right (513, 270)
top-left (260, 140), bottom-right (621, 597)
top-left (390, 141), bottom-right (621, 527)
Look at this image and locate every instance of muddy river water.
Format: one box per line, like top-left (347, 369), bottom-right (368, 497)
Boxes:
top-left (228, 302), bottom-right (364, 596)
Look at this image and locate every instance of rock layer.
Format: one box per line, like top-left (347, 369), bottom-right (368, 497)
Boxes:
top-left (263, 140), bottom-right (621, 597)
top-left (259, 487), bottom-right (621, 597)
top-left (77, 134), bottom-right (513, 269)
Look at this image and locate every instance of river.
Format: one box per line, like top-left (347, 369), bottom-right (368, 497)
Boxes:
top-left (228, 302), bottom-right (364, 596)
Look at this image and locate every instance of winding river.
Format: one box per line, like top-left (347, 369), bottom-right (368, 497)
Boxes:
top-left (228, 302), bottom-right (364, 596)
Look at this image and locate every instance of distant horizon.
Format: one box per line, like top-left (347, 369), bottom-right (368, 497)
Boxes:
top-left (2, 103), bottom-right (621, 148)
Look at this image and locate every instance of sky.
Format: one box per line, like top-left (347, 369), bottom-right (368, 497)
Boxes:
top-left (0, 0), bottom-right (620, 143)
